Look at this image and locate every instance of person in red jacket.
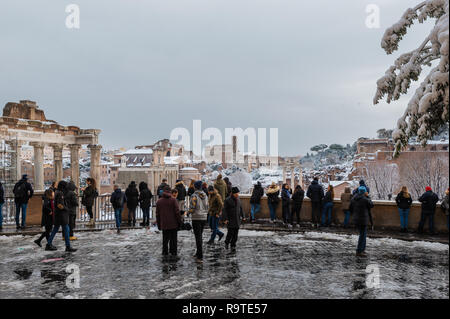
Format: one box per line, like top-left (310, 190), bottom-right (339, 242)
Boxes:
top-left (156, 186), bottom-right (182, 260)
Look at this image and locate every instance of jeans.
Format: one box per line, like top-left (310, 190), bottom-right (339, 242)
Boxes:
top-left (192, 220), bottom-right (206, 259)
top-left (48, 224), bottom-right (71, 248)
top-left (0, 203), bottom-right (3, 227)
top-left (343, 210), bottom-right (351, 226)
top-left (357, 225), bottom-right (367, 253)
top-left (398, 208), bottom-right (410, 229)
top-left (250, 204), bottom-right (261, 220)
top-left (321, 202), bottom-right (333, 226)
top-left (268, 202), bottom-right (277, 221)
top-left (15, 203), bottom-right (27, 227)
top-left (142, 207), bottom-right (150, 226)
top-left (418, 212), bottom-right (435, 233)
top-left (209, 215), bottom-right (223, 241)
top-left (311, 201), bottom-right (321, 225)
top-left (114, 208), bottom-right (123, 228)
top-left (162, 229), bottom-right (178, 256)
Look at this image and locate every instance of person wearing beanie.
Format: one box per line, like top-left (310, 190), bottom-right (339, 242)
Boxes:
top-left (306, 177), bottom-right (324, 228)
top-left (222, 187), bottom-right (245, 250)
top-left (349, 185), bottom-right (373, 257)
top-left (12, 174), bottom-right (34, 230)
top-left (188, 181), bottom-right (209, 263)
top-left (352, 180), bottom-right (371, 196)
top-left (207, 185), bottom-right (224, 244)
top-left (418, 186), bottom-right (439, 234)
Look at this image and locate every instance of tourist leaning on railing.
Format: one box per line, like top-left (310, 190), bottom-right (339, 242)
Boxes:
top-left (266, 182), bottom-right (280, 223)
top-left (249, 181), bottom-right (264, 223)
top-left (418, 186), bottom-right (439, 235)
top-left (111, 185), bottom-right (126, 233)
top-left (306, 177), bottom-right (324, 228)
top-left (321, 185), bottom-right (334, 227)
top-left (291, 185), bottom-right (305, 227)
top-left (281, 183), bottom-right (292, 226)
top-left (13, 174), bottom-right (34, 230)
top-left (139, 182), bottom-right (153, 227)
top-left (395, 186), bottom-right (413, 233)
top-left (125, 181), bottom-right (139, 227)
top-left (340, 187), bottom-right (352, 228)
top-left (81, 177), bottom-right (98, 225)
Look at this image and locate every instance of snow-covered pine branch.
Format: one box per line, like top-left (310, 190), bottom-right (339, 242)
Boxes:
top-left (374, 0), bottom-right (449, 157)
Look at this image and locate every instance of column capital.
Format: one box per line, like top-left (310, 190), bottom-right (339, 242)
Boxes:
top-left (88, 144), bottom-right (102, 151)
top-left (68, 143), bottom-right (82, 150)
top-left (50, 143), bottom-right (64, 151)
top-left (30, 141), bottom-right (45, 149)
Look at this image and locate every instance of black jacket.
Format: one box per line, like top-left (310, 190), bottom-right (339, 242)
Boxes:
top-left (350, 194), bottom-right (374, 226)
top-left (418, 191), bottom-right (439, 213)
top-left (250, 185), bottom-right (264, 204)
top-left (65, 182), bottom-right (79, 216)
top-left (41, 197), bottom-right (54, 227)
top-left (82, 185), bottom-right (97, 207)
top-left (222, 196), bottom-right (244, 229)
top-left (395, 192), bottom-right (413, 209)
top-left (292, 189), bottom-right (305, 209)
top-left (281, 188), bottom-right (291, 205)
top-left (13, 179), bottom-right (34, 204)
top-left (175, 182), bottom-right (187, 201)
top-left (0, 183), bottom-right (4, 205)
top-left (187, 186), bottom-right (195, 197)
top-left (111, 188), bottom-right (126, 209)
top-left (54, 184), bottom-right (69, 226)
top-left (323, 190), bottom-right (333, 204)
top-left (139, 188), bottom-right (153, 209)
top-left (125, 185), bottom-right (139, 210)
top-left (157, 182), bottom-right (169, 198)
top-left (306, 180), bottom-right (324, 202)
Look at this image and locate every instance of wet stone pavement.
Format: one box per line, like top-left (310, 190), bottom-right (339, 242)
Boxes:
top-left (0, 228), bottom-right (448, 299)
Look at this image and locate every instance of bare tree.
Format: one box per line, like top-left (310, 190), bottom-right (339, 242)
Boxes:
top-left (362, 162), bottom-right (401, 200)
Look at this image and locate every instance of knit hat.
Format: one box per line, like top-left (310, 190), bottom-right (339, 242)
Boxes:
top-left (194, 180), bottom-right (203, 190)
top-left (358, 186), bottom-right (367, 194)
top-left (22, 174), bottom-right (28, 180)
top-left (231, 187), bottom-right (240, 194)
top-left (207, 185), bottom-right (215, 192)
top-left (425, 186), bottom-right (432, 191)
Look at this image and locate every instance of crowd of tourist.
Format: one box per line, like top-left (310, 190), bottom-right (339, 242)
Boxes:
top-left (0, 173), bottom-right (448, 259)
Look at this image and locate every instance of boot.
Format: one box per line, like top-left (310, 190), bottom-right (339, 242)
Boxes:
top-left (218, 233), bottom-right (224, 241)
top-left (117, 228), bottom-right (120, 234)
top-left (207, 239), bottom-right (214, 245)
top-left (45, 244), bottom-right (57, 251)
top-left (34, 239), bottom-right (42, 247)
top-left (65, 246), bottom-right (77, 252)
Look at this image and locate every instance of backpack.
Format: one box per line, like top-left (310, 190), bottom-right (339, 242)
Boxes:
top-left (113, 192), bottom-right (124, 208)
top-left (193, 193), bottom-right (208, 219)
top-left (14, 182), bottom-right (28, 201)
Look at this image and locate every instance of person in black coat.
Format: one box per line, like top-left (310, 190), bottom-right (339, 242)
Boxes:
top-left (45, 181), bottom-right (77, 252)
top-left (222, 187), bottom-right (245, 250)
top-left (0, 182), bottom-right (4, 231)
top-left (81, 177), bottom-right (98, 224)
top-left (125, 181), bottom-right (139, 226)
top-left (249, 182), bottom-right (264, 222)
top-left (111, 185), bottom-right (127, 233)
top-left (352, 179), bottom-right (371, 196)
top-left (65, 181), bottom-right (79, 239)
top-left (306, 177), bottom-right (324, 228)
top-left (34, 189), bottom-right (55, 247)
top-left (139, 182), bottom-right (153, 227)
top-left (157, 179), bottom-right (170, 198)
top-left (281, 184), bottom-right (292, 225)
top-left (174, 180), bottom-right (187, 211)
top-left (418, 186), bottom-right (439, 234)
top-left (13, 174), bottom-right (34, 229)
top-left (291, 185), bottom-right (305, 226)
top-left (395, 186), bottom-right (413, 232)
top-left (350, 186), bottom-right (374, 257)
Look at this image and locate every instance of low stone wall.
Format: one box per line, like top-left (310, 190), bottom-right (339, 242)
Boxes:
top-left (238, 195), bottom-right (448, 233)
top-left (7, 192), bottom-right (449, 233)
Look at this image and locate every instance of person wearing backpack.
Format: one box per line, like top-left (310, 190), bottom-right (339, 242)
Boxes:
top-left (81, 178), bottom-right (98, 225)
top-left (111, 185), bottom-right (126, 233)
top-left (188, 181), bottom-right (209, 263)
top-left (157, 179), bottom-right (170, 199)
top-left (45, 181), bottom-right (77, 252)
top-left (291, 185), bottom-right (305, 226)
top-left (0, 181), bottom-right (5, 231)
top-left (249, 181), bottom-right (264, 222)
top-left (125, 181), bottom-right (139, 227)
top-left (13, 174), bottom-right (34, 230)
top-left (139, 182), bottom-right (153, 227)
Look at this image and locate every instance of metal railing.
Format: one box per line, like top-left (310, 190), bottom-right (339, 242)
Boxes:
top-left (0, 197), bottom-right (16, 226)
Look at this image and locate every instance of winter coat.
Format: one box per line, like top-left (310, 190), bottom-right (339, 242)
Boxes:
top-left (54, 189), bottom-right (69, 226)
top-left (266, 186), bottom-right (280, 206)
top-left (41, 197), bottom-right (54, 227)
top-left (395, 192), bottom-right (413, 210)
top-left (189, 190), bottom-right (209, 221)
top-left (125, 185), bottom-right (139, 210)
top-left (323, 190), bottom-right (333, 204)
top-left (175, 181), bottom-right (187, 201)
top-left (187, 186), bottom-right (195, 197)
top-left (13, 178), bottom-right (34, 204)
top-left (157, 182), bottom-right (169, 198)
top-left (222, 196), bottom-right (244, 229)
top-left (110, 188), bottom-right (126, 210)
top-left (350, 193), bottom-right (374, 226)
top-left (352, 181), bottom-right (370, 196)
top-left (306, 180), bottom-right (324, 202)
top-left (291, 189), bottom-right (305, 209)
top-left (156, 191), bottom-right (181, 231)
top-left (214, 179), bottom-right (228, 201)
top-left (0, 183), bottom-right (4, 205)
top-left (65, 182), bottom-right (79, 216)
top-left (138, 188), bottom-right (152, 209)
top-left (82, 185), bottom-right (98, 207)
top-left (223, 178), bottom-right (232, 197)
top-left (281, 188), bottom-right (291, 206)
top-left (340, 192), bottom-right (352, 211)
top-left (208, 191), bottom-right (223, 217)
top-left (441, 194), bottom-right (449, 216)
top-left (250, 184), bottom-right (264, 204)
top-left (418, 190), bottom-right (439, 214)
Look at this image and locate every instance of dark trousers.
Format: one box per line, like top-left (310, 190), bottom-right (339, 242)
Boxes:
top-left (36, 224), bottom-right (52, 244)
top-left (357, 225), bottom-right (367, 253)
top-left (86, 205), bottom-right (93, 219)
top-left (162, 229), bottom-right (178, 256)
top-left (69, 214), bottom-right (76, 237)
top-left (311, 201), bottom-right (321, 225)
top-left (142, 207), bottom-right (150, 226)
top-left (292, 205), bottom-right (302, 224)
top-left (282, 203), bottom-right (291, 223)
top-left (128, 208), bottom-right (136, 225)
top-left (418, 212), bottom-right (435, 233)
top-left (192, 220), bottom-right (206, 259)
top-left (225, 227), bottom-right (239, 248)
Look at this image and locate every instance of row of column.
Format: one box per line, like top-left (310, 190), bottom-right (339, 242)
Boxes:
top-left (282, 166), bottom-right (302, 190)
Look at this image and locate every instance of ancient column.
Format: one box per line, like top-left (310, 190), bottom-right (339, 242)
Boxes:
top-left (51, 144), bottom-right (64, 182)
top-left (88, 144), bottom-right (102, 186)
top-left (30, 142), bottom-right (45, 191)
top-left (69, 144), bottom-right (81, 189)
top-left (282, 166), bottom-right (286, 184)
top-left (290, 166), bottom-right (295, 190)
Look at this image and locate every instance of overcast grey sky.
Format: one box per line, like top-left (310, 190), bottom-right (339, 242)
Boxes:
top-left (0, 0), bottom-right (433, 155)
